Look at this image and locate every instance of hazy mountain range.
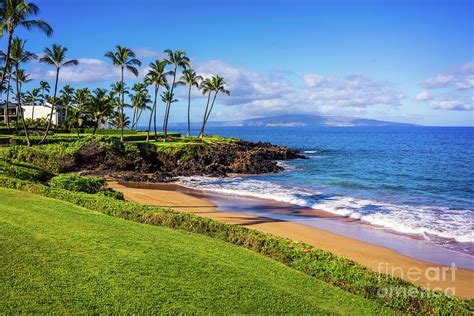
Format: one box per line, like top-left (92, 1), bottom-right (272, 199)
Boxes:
top-left (201, 114), bottom-right (416, 127)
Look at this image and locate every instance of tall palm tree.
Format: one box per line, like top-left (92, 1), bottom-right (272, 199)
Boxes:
top-left (199, 75), bottom-right (230, 138)
top-left (11, 37), bottom-right (35, 145)
top-left (39, 79), bottom-right (49, 103)
top-left (60, 84), bottom-right (74, 130)
top-left (87, 88), bottom-right (113, 134)
top-left (177, 69), bottom-right (202, 137)
top-left (38, 44), bottom-right (78, 143)
top-left (198, 78), bottom-right (212, 138)
top-left (130, 82), bottom-right (150, 129)
top-left (71, 88), bottom-right (90, 134)
top-left (162, 49), bottom-right (189, 141)
top-left (104, 45), bottom-right (141, 141)
top-left (144, 60), bottom-right (171, 143)
top-left (0, 49), bottom-right (12, 129)
top-left (24, 86), bottom-right (39, 119)
top-left (0, 0), bottom-right (53, 95)
top-left (161, 88), bottom-right (177, 132)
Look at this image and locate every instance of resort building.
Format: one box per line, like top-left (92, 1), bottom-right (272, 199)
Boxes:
top-left (0, 101), bottom-right (62, 125)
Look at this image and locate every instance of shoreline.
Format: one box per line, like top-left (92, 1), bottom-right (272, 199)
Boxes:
top-left (108, 181), bottom-right (474, 299)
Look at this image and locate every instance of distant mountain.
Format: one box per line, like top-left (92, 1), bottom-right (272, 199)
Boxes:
top-left (205, 114), bottom-right (416, 127)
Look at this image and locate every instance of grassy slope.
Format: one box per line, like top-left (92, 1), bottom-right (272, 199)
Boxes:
top-left (0, 188), bottom-right (393, 314)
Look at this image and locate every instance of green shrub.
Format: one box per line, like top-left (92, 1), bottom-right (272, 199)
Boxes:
top-left (49, 174), bottom-right (106, 194)
top-left (0, 159), bottom-right (53, 182)
top-left (0, 175), bottom-right (469, 315)
top-left (96, 188), bottom-right (124, 200)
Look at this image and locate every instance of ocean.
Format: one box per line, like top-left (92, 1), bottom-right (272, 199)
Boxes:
top-left (171, 126), bottom-right (474, 258)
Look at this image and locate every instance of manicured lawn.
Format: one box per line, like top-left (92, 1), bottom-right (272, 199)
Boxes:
top-left (0, 188), bottom-right (393, 314)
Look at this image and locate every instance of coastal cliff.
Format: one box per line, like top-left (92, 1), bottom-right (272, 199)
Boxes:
top-left (4, 135), bottom-right (305, 182)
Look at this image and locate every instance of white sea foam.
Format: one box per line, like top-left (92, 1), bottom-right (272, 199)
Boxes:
top-left (177, 176), bottom-right (474, 244)
top-left (304, 150), bottom-right (320, 154)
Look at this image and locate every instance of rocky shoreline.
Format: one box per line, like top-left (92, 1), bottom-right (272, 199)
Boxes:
top-left (80, 140), bottom-right (306, 182)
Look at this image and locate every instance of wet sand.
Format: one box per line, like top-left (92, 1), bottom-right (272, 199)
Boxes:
top-left (108, 181), bottom-right (474, 299)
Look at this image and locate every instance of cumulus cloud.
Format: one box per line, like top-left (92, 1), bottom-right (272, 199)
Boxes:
top-left (134, 48), bottom-right (162, 59)
top-left (30, 58), bottom-right (145, 83)
top-left (415, 90), bottom-right (432, 101)
top-left (418, 61), bottom-right (474, 111)
top-left (193, 60), bottom-right (403, 116)
top-left (430, 98), bottom-right (474, 111)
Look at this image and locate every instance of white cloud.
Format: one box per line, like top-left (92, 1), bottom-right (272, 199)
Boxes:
top-left (30, 58), bottom-right (145, 83)
top-left (192, 60), bottom-right (404, 117)
top-left (430, 98), bottom-right (474, 111)
top-left (418, 61), bottom-right (474, 111)
top-left (422, 74), bottom-right (454, 89)
top-left (415, 90), bottom-right (432, 101)
top-left (134, 48), bottom-right (162, 59)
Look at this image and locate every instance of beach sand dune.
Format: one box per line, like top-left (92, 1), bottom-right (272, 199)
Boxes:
top-left (108, 181), bottom-right (474, 299)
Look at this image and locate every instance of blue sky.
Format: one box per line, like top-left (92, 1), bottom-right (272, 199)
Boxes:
top-left (10, 0), bottom-right (474, 126)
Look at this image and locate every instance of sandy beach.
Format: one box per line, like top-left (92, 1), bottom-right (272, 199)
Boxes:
top-left (108, 181), bottom-right (474, 299)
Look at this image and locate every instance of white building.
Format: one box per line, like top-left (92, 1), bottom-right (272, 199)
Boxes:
top-left (0, 101), bottom-right (62, 125)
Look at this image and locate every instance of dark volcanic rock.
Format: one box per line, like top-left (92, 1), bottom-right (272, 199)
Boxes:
top-left (156, 140), bottom-right (306, 178)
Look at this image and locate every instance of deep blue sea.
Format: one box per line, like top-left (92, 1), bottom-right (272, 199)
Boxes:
top-left (173, 126), bottom-right (474, 256)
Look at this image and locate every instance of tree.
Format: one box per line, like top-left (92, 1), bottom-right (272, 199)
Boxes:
top-left (24, 86), bottom-right (39, 119)
top-left (59, 84), bottom-right (74, 130)
top-left (177, 69), bottom-right (202, 137)
top-left (87, 88), bottom-right (113, 134)
top-left (39, 44), bottom-right (78, 142)
top-left (160, 88), bottom-right (177, 135)
top-left (104, 45), bottom-right (141, 141)
top-left (110, 111), bottom-right (130, 129)
top-left (162, 49), bottom-right (189, 141)
top-left (39, 80), bottom-right (49, 103)
top-left (10, 37), bottom-right (35, 145)
top-left (130, 82), bottom-right (150, 129)
top-left (0, 0), bottom-right (53, 95)
top-left (144, 60), bottom-right (171, 143)
top-left (199, 75), bottom-right (230, 137)
top-left (0, 49), bottom-right (13, 129)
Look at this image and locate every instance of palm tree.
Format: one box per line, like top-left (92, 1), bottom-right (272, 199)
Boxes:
top-left (0, 49), bottom-right (13, 129)
top-left (130, 82), bottom-right (150, 129)
top-left (110, 111), bottom-right (130, 129)
top-left (162, 49), bottom-right (189, 141)
top-left (104, 46), bottom-right (141, 141)
top-left (199, 75), bottom-right (230, 137)
top-left (0, 0), bottom-right (53, 95)
top-left (144, 59), bottom-right (171, 143)
top-left (39, 44), bottom-right (78, 142)
top-left (87, 88), bottom-right (113, 134)
top-left (71, 88), bottom-right (90, 134)
top-left (11, 37), bottom-right (36, 145)
top-left (198, 78), bottom-right (212, 138)
top-left (161, 88), bottom-right (177, 133)
top-left (24, 86), bottom-right (39, 119)
top-left (59, 84), bottom-right (74, 130)
top-left (177, 69), bottom-right (202, 137)
top-left (39, 80), bottom-right (49, 103)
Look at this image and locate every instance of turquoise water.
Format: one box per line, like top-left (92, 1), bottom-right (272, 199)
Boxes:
top-left (178, 126), bottom-right (474, 256)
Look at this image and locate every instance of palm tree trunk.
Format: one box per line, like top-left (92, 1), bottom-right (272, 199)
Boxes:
top-left (131, 104), bottom-right (137, 129)
top-left (199, 92), bottom-right (212, 138)
top-left (5, 74), bottom-right (11, 130)
top-left (187, 85), bottom-right (191, 137)
top-left (153, 93), bottom-right (158, 141)
top-left (31, 100), bottom-right (35, 120)
top-left (0, 32), bottom-right (13, 95)
top-left (40, 67), bottom-right (59, 143)
top-left (120, 67), bottom-right (124, 142)
top-left (64, 104), bottom-right (69, 131)
top-left (204, 92), bottom-right (218, 124)
top-left (93, 118), bottom-right (100, 134)
top-left (14, 64), bottom-right (31, 146)
top-left (137, 108), bottom-right (143, 126)
top-left (146, 85), bottom-right (158, 143)
top-left (163, 68), bottom-right (177, 142)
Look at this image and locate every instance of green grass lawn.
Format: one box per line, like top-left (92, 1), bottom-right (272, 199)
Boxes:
top-left (0, 188), bottom-right (393, 314)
